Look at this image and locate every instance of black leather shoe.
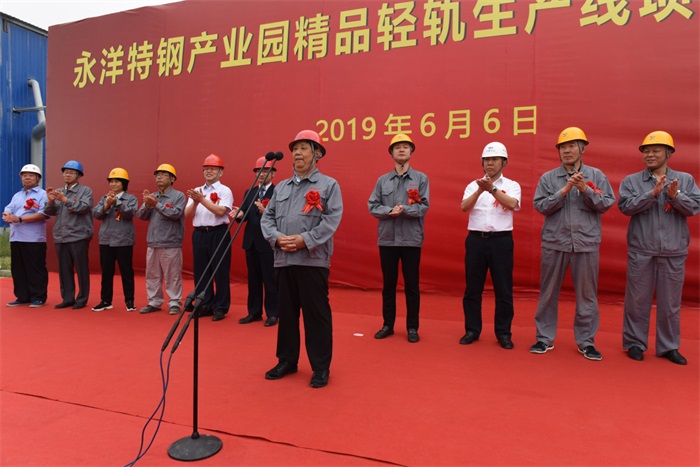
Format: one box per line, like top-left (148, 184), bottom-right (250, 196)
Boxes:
top-left (374, 326), bottom-right (394, 339)
top-left (265, 361), bottom-right (298, 380)
top-left (408, 329), bottom-right (420, 343)
top-left (661, 349), bottom-right (687, 365)
top-left (54, 301), bottom-right (75, 309)
top-left (239, 314), bottom-right (262, 324)
top-left (72, 303), bottom-right (86, 310)
top-left (264, 317), bottom-right (278, 327)
top-left (628, 345), bottom-right (644, 361)
top-left (310, 369), bottom-right (329, 388)
top-left (497, 334), bottom-right (514, 349)
top-left (212, 311), bottom-right (225, 321)
top-left (459, 330), bottom-right (479, 345)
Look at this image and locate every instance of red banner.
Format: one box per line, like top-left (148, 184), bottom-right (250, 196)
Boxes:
top-left (47, 0), bottom-right (699, 303)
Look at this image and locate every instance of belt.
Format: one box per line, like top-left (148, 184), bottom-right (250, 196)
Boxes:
top-left (194, 224), bottom-right (228, 232)
top-left (469, 230), bottom-right (512, 238)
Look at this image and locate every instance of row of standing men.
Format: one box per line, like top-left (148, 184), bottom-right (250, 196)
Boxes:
top-left (4, 128), bottom-right (699, 389)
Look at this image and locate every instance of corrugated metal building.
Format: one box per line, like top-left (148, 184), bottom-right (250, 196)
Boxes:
top-left (0, 13), bottom-right (47, 223)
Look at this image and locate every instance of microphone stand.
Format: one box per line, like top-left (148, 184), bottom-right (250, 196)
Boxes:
top-left (166, 154), bottom-right (281, 461)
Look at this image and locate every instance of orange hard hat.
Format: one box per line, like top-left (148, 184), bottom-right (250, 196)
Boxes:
top-left (388, 134), bottom-right (415, 154)
top-left (289, 130), bottom-right (326, 156)
top-left (254, 156), bottom-right (276, 172)
top-left (639, 131), bottom-right (675, 153)
top-left (203, 154), bottom-right (224, 168)
top-left (556, 127), bottom-right (589, 148)
top-left (154, 163), bottom-right (177, 180)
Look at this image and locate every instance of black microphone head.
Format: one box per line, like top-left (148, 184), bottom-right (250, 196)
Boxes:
top-left (275, 151), bottom-right (284, 161)
top-left (265, 151), bottom-right (276, 161)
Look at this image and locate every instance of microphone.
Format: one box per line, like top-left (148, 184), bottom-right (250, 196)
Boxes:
top-left (275, 151), bottom-right (284, 160)
top-left (265, 151), bottom-right (276, 161)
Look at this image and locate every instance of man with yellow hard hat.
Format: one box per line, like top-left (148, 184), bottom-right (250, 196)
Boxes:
top-left (136, 163), bottom-right (186, 315)
top-left (369, 134), bottom-right (430, 344)
top-left (530, 127), bottom-right (615, 361)
top-left (92, 168), bottom-right (138, 312)
top-left (618, 131), bottom-right (700, 365)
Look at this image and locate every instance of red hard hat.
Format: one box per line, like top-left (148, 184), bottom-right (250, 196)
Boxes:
top-left (288, 130), bottom-right (326, 156)
top-left (203, 154), bottom-right (224, 168)
top-left (254, 156), bottom-right (276, 172)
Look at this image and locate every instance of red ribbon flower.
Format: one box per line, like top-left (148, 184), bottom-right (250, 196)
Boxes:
top-left (23, 198), bottom-right (36, 210)
top-left (407, 189), bottom-right (422, 205)
top-left (261, 198), bottom-right (270, 208)
top-left (210, 192), bottom-right (219, 204)
top-left (165, 203), bottom-right (173, 209)
top-left (664, 202), bottom-right (673, 212)
top-left (115, 211), bottom-right (122, 222)
top-left (303, 190), bottom-right (323, 213)
top-left (493, 190), bottom-right (507, 210)
top-left (586, 181), bottom-right (602, 194)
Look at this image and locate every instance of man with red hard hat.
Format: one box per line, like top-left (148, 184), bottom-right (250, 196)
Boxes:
top-left (261, 130), bottom-right (343, 389)
top-left (619, 131), bottom-right (700, 365)
top-left (233, 156), bottom-right (279, 327)
top-left (530, 127), bottom-right (615, 361)
top-left (185, 154), bottom-right (233, 321)
top-left (369, 134), bottom-right (430, 344)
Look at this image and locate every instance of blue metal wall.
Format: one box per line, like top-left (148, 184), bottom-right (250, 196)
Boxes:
top-left (0, 14), bottom-right (47, 223)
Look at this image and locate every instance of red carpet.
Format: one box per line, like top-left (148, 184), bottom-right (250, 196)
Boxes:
top-left (1, 273), bottom-right (698, 466)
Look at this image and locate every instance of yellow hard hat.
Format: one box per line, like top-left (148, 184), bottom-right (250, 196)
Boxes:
top-left (107, 167), bottom-right (129, 181)
top-left (388, 134), bottom-right (415, 154)
top-left (154, 163), bottom-right (177, 180)
top-left (639, 131), bottom-right (675, 153)
top-left (556, 127), bottom-right (589, 148)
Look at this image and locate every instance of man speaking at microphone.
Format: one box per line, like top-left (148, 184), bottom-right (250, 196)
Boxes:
top-left (261, 131), bottom-right (343, 389)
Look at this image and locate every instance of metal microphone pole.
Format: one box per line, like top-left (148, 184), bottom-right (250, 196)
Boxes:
top-left (167, 152), bottom-right (282, 462)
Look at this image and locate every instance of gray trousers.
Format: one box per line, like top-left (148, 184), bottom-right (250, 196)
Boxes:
top-left (622, 252), bottom-right (685, 355)
top-left (145, 247), bottom-right (183, 308)
top-left (534, 248), bottom-right (600, 347)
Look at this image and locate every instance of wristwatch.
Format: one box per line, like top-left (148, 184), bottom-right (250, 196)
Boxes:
top-left (19, 217), bottom-right (23, 223)
top-left (491, 186), bottom-right (498, 194)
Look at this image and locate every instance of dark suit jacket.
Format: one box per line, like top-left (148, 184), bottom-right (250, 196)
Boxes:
top-left (239, 184), bottom-right (275, 252)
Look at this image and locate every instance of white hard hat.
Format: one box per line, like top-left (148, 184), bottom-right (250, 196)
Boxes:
top-left (20, 164), bottom-right (42, 177)
top-left (481, 142), bottom-right (508, 159)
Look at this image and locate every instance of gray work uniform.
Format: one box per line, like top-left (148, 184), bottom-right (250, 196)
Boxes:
top-left (368, 167), bottom-right (430, 247)
top-left (136, 187), bottom-right (186, 309)
top-left (619, 168), bottom-right (700, 355)
top-left (93, 192), bottom-right (138, 247)
top-left (260, 167), bottom-right (343, 372)
top-left (44, 182), bottom-right (94, 306)
top-left (532, 163), bottom-right (615, 347)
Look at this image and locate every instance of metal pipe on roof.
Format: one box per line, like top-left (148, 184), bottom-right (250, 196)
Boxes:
top-left (28, 79), bottom-right (46, 169)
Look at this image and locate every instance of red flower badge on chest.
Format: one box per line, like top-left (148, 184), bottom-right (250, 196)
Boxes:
top-left (24, 198), bottom-right (36, 210)
top-left (210, 192), bottom-right (219, 204)
top-left (664, 202), bottom-right (673, 212)
top-left (407, 189), bottom-right (422, 205)
top-left (303, 190), bottom-right (323, 213)
top-left (165, 203), bottom-right (173, 209)
top-left (586, 181), bottom-right (602, 194)
top-left (493, 190), bottom-right (507, 210)
top-left (261, 198), bottom-right (270, 208)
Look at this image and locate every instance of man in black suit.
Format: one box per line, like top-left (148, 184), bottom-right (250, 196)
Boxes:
top-left (233, 157), bottom-right (279, 326)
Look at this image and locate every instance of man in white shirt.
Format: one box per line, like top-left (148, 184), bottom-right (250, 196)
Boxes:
top-left (460, 142), bottom-right (521, 349)
top-left (185, 154), bottom-right (233, 321)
